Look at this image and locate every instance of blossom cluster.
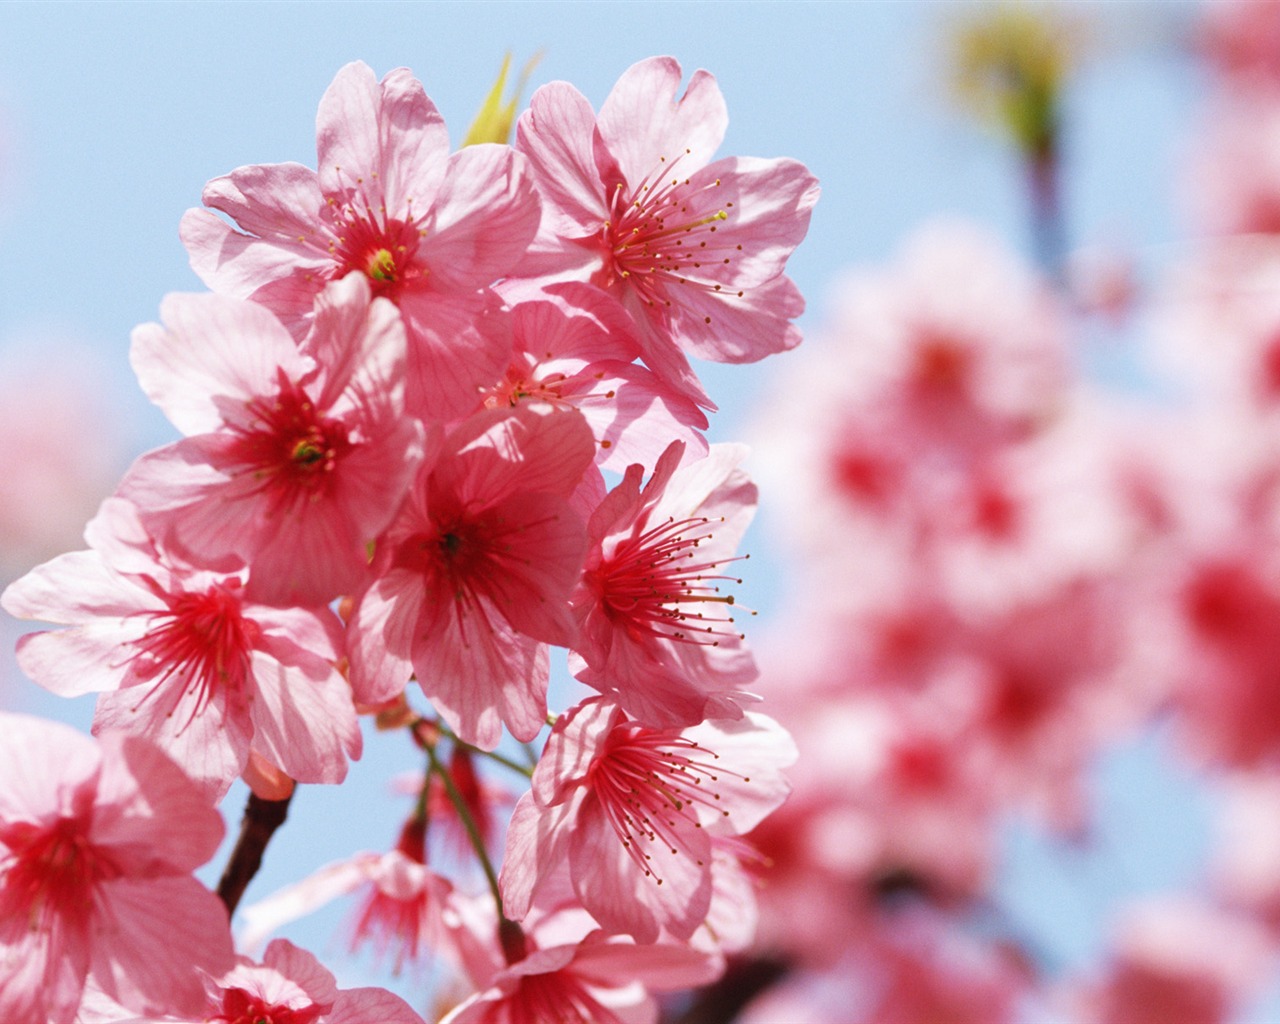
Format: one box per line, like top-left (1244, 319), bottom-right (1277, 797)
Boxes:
top-left (0, 57), bottom-right (814, 1022)
top-left (709, 4), bottom-right (1280, 1019)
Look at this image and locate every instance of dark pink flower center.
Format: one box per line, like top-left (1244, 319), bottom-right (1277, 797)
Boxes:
top-left (0, 815), bottom-right (118, 932)
top-left (134, 581), bottom-right (260, 722)
top-left (326, 192), bottom-right (427, 299)
top-left (911, 331), bottom-right (974, 395)
top-left (603, 152), bottom-right (744, 320)
top-left (595, 515), bottom-right (745, 647)
top-left (235, 374), bottom-right (352, 511)
top-left (208, 988), bottom-right (322, 1024)
top-left (508, 971), bottom-right (620, 1024)
top-left (588, 726), bottom-right (744, 884)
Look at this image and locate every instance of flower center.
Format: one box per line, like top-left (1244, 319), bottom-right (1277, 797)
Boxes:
top-left (0, 815), bottom-right (117, 932)
top-left (595, 515), bottom-right (745, 647)
top-left (325, 186), bottom-right (427, 299)
top-left (589, 726), bottom-right (745, 885)
top-left (209, 989), bottom-right (323, 1024)
top-left (133, 582), bottom-right (260, 725)
top-left (235, 373), bottom-right (352, 510)
top-left (602, 151), bottom-right (743, 318)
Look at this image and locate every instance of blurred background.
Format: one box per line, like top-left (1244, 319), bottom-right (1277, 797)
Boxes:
top-left (6, 1), bottom-right (1277, 1020)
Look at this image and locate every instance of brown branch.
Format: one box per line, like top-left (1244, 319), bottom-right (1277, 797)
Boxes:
top-left (216, 789), bottom-right (295, 916)
top-left (666, 955), bottom-right (791, 1024)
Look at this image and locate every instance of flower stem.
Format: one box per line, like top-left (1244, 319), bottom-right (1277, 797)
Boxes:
top-left (414, 723), bottom-right (512, 933)
top-left (431, 720), bottom-right (534, 778)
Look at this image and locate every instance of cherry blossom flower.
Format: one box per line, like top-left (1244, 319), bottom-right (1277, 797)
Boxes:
top-left (0, 712), bottom-right (233, 1024)
top-left (500, 696), bottom-right (795, 944)
top-left (440, 906), bottom-right (722, 1024)
top-left (181, 60), bottom-right (540, 420)
top-left (81, 938), bottom-right (427, 1024)
top-left (347, 403), bottom-right (594, 749)
top-left (1200, 0), bottom-right (1280, 83)
top-left (484, 281), bottom-right (709, 472)
top-left (238, 815), bottom-right (453, 974)
top-left (119, 275), bottom-right (421, 608)
top-left (516, 56), bottom-right (819, 404)
top-left (1, 498), bottom-right (360, 798)
top-left (570, 441), bottom-right (759, 727)
top-left (1066, 897), bottom-right (1271, 1024)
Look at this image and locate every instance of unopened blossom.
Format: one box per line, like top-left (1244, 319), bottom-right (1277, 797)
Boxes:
top-left (181, 60), bottom-right (540, 420)
top-left (348, 403), bottom-right (594, 749)
top-left (0, 713), bottom-right (233, 1024)
top-left (2, 498), bottom-right (360, 798)
top-left (119, 275), bottom-right (421, 608)
top-left (501, 696), bottom-right (795, 944)
top-left (571, 440), bottom-right (759, 727)
top-left (516, 56), bottom-right (819, 404)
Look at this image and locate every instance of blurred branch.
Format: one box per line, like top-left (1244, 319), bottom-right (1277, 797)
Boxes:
top-left (665, 956), bottom-right (792, 1024)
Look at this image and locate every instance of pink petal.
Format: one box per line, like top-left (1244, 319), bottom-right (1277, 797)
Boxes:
top-left (412, 604), bottom-right (549, 749)
top-left (347, 569), bottom-right (420, 705)
top-left (326, 987), bottom-right (427, 1024)
top-left (399, 289), bottom-right (511, 422)
top-left (92, 683), bottom-right (250, 802)
top-left (90, 732), bottom-right (225, 872)
top-left (2, 548), bottom-right (153, 624)
top-left (198, 161), bottom-right (330, 256)
top-left (261, 939), bottom-right (339, 1006)
top-left (247, 649), bottom-right (360, 786)
top-left (423, 144), bottom-right (541, 292)
top-left (316, 62), bottom-right (449, 209)
top-left (570, 796), bottom-right (711, 943)
top-left (668, 272), bottom-right (805, 364)
top-left (0, 910), bottom-right (88, 1024)
top-left (517, 82), bottom-right (609, 238)
top-left (131, 293), bottom-right (310, 436)
top-left (89, 876), bottom-right (234, 1018)
top-left (571, 933), bottom-right (724, 992)
top-left (498, 791), bottom-right (571, 922)
top-left (597, 58), bottom-right (727, 184)
top-left (0, 712), bottom-right (100, 824)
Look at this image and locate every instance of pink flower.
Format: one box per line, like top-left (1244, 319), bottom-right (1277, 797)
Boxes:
top-left (239, 817), bottom-right (453, 975)
top-left (181, 61), bottom-right (540, 420)
top-left (516, 56), bottom-right (819, 404)
top-left (119, 275), bottom-right (422, 608)
top-left (348, 404), bottom-right (595, 749)
top-left (1068, 898), bottom-right (1271, 1024)
top-left (0, 712), bottom-right (233, 1024)
top-left (500, 696), bottom-right (795, 944)
top-left (99, 938), bottom-right (428, 1023)
top-left (570, 441), bottom-right (759, 727)
top-left (484, 281), bottom-right (710, 473)
top-left (441, 923), bottom-right (721, 1024)
top-left (1, 498), bottom-right (360, 798)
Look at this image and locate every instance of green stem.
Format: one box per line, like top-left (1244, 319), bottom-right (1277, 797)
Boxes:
top-left (430, 720), bottom-right (534, 778)
top-left (420, 735), bottom-right (508, 925)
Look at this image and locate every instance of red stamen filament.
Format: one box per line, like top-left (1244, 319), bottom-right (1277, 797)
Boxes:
top-left (590, 731), bottom-right (751, 884)
top-left (600, 515), bottom-right (748, 646)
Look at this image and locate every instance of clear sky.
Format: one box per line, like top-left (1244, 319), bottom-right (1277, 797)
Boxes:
top-left (0, 0), bottom-right (1225, 1014)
